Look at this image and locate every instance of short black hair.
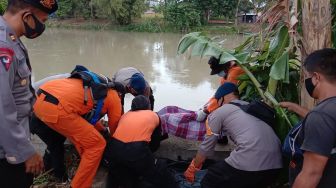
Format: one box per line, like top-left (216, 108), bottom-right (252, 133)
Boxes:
top-left (131, 95), bottom-right (150, 111)
top-left (304, 48), bottom-right (336, 82)
top-left (6, 0), bottom-right (32, 14)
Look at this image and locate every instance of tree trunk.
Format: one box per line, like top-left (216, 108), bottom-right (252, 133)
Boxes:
top-left (235, 0), bottom-right (242, 27)
top-left (300, 0), bottom-right (332, 109)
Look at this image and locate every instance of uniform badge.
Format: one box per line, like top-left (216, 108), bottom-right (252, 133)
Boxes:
top-left (21, 79), bottom-right (27, 86)
top-left (0, 48), bottom-right (14, 71)
top-left (40, 0), bottom-right (55, 9)
top-left (9, 33), bottom-right (16, 42)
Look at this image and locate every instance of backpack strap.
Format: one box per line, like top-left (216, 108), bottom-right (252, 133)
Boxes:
top-left (70, 70), bottom-right (92, 105)
top-left (83, 71), bottom-right (105, 125)
top-left (69, 65), bottom-right (110, 125)
top-left (229, 102), bottom-right (242, 107)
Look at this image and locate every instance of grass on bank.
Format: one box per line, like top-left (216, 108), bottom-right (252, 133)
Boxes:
top-left (47, 15), bottom-right (252, 34)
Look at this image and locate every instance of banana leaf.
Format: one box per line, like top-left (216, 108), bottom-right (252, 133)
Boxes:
top-left (269, 51), bottom-right (290, 83)
top-left (269, 26), bottom-right (289, 60)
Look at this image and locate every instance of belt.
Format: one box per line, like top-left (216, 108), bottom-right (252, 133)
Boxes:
top-left (37, 89), bottom-right (59, 105)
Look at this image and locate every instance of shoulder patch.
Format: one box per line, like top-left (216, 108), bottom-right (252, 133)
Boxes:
top-left (0, 48), bottom-right (14, 71)
top-left (0, 26), bottom-right (7, 42)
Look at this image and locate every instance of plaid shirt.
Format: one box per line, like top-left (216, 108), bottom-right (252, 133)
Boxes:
top-left (157, 106), bottom-right (206, 141)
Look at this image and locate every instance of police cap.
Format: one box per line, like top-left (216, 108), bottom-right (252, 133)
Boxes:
top-left (23, 0), bottom-right (58, 14)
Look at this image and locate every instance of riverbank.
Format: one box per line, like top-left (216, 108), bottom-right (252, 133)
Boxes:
top-left (46, 18), bottom-right (255, 34)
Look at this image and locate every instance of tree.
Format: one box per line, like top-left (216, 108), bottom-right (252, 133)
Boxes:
top-left (93, 0), bottom-right (146, 25)
top-left (56, 0), bottom-right (73, 19)
top-left (191, 0), bottom-right (238, 23)
top-left (164, 1), bottom-right (201, 31)
top-left (300, 0), bottom-right (332, 109)
top-left (235, 0), bottom-right (254, 26)
top-left (192, 0), bottom-right (213, 24)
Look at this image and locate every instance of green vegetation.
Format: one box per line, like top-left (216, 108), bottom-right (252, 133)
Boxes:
top-left (35, 0), bottom-right (265, 33)
top-left (92, 0), bottom-right (146, 25)
top-left (0, 0), bottom-right (7, 15)
top-left (177, 1), bottom-right (302, 141)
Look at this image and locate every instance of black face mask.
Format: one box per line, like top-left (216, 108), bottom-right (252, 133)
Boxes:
top-left (305, 77), bottom-right (316, 97)
top-left (23, 13), bottom-right (45, 39)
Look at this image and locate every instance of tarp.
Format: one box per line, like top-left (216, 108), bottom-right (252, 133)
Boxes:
top-left (157, 106), bottom-right (206, 141)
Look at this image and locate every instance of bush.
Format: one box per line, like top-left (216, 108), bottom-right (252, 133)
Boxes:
top-left (120, 17), bottom-right (163, 32)
top-left (164, 2), bottom-right (201, 31)
top-left (56, 0), bottom-right (73, 19)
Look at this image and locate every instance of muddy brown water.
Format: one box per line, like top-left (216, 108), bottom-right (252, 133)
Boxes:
top-left (25, 28), bottom-right (245, 111)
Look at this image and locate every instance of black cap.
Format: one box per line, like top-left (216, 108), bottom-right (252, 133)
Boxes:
top-left (23, 0), bottom-right (58, 14)
top-left (208, 56), bottom-right (232, 75)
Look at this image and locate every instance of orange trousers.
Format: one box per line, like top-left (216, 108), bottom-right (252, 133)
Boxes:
top-left (34, 93), bottom-right (106, 188)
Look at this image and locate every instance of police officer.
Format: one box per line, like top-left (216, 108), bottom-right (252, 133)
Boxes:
top-left (0, 0), bottom-right (57, 188)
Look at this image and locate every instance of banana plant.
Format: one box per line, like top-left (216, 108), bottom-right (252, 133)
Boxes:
top-left (176, 0), bottom-right (303, 141)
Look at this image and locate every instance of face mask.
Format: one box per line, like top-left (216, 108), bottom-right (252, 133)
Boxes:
top-left (23, 13), bottom-right (45, 39)
top-left (305, 77), bottom-right (316, 97)
top-left (217, 70), bottom-right (226, 78)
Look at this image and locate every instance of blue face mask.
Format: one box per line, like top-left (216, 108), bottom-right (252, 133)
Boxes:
top-left (217, 71), bottom-right (226, 78)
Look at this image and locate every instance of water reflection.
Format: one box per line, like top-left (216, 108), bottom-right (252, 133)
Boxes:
top-left (25, 29), bottom-right (244, 110)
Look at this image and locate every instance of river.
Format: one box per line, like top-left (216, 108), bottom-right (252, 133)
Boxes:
top-left (25, 28), bottom-right (244, 111)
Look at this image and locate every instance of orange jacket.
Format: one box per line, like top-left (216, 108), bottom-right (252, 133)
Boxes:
top-left (113, 110), bottom-right (159, 143)
top-left (40, 78), bottom-right (122, 133)
top-left (205, 66), bottom-right (244, 113)
top-left (219, 66), bottom-right (245, 85)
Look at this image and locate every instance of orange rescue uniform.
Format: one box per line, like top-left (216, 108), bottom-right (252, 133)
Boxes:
top-left (113, 110), bottom-right (159, 143)
top-left (33, 78), bottom-right (122, 188)
top-left (205, 66), bottom-right (244, 113)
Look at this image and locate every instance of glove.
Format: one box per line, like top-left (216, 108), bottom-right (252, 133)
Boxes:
top-left (184, 159), bottom-right (202, 183)
top-left (196, 109), bottom-right (207, 122)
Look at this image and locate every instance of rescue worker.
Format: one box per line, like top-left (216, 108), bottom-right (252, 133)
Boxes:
top-left (208, 56), bottom-right (244, 85)
top-left (30, 110), bottom-right (68, 182)
top-left (185, 83), bottom-right (282, 188)
top-left (197, 56), bottom-right (245, 121)
top-left (33, 75), bottom-right (122, 188)
top-left (0, 0), bottom-right (57, 187)
top-left (106, 95), bottom-right (177, 188)
top-left (112, 67), bottom-right (155, 110)
top-left (197, 57), bottom-right (245, 144)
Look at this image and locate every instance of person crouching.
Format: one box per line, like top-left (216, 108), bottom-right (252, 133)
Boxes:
top-left (106, 95), bottom-right (177, 188)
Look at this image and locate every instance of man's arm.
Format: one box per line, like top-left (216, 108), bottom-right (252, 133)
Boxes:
top-left (107, 90), bottom-right (122, 135)
top-left (32, 73), bottom-right (70, 90)
top-left (279, 102), bottom-right (309, 118)
top-left (0, 47), bottom-right (36, 164)
top-left (185, 111), bottom-right (223, 182)
top-left (293, 151), bottom-right (328, 188)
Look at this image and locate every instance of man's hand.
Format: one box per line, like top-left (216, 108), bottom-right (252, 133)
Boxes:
top-left (196, 109), bottom-right (207, 122)
top-left (279, 102), bottom-right (299, 111)
top-left (25, 153), bottom-right (44, 175)
top-left (184, 159), bottom-right (202, 183)
top-left (279, 101), bottom-right (309, 118)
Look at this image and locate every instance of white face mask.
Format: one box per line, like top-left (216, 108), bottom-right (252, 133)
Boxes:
top-left (217, 71), bottom-right (226, 78)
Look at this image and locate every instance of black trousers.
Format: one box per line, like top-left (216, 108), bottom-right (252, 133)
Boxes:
top-left (105, 138), bottom-right (177, 188)
top-left (30, 113), bottom-right (68, 181)
top-left (0, 159), bottom-right (33, 188)
top-left (201, 161), bottom-right (280, 188)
